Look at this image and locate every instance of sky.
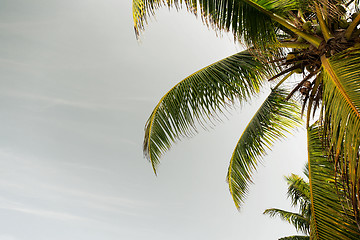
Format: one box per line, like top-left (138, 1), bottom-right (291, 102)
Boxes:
top-left (0, 1), bottom-right (308, 239)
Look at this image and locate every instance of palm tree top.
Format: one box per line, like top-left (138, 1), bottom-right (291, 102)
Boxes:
top-left (132, 0), bottom-right (360, 234)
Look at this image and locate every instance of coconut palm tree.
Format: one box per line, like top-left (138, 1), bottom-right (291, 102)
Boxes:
top-left (132, 0), bottom-right (360, 235)
top-left (266, 125), bottom-right (360, 240)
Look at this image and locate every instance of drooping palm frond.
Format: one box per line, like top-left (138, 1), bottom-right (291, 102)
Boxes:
top-left (144, 51), bottom-right (272, 173)
top-left (264, 208), bottom-right (310, 234)
top-left (227, 88), bottom-right (302, 208)
top-left (307, 124), bottom-right (360, 240)
top-left (132, 0), bottom-right (317, 47)
top-left (320, 49), bottom-right (360, 222)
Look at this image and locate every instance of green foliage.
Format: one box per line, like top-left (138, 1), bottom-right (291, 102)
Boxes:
top-left (307, 124), bottom-right (360, 240)
top-left (227, 88), bottom-right (301, 208)
top-left (144, 51), bottom-right (271, 172)
top-left (285, 174), bottom-right (310, 211)
top-left (133, 0), bottom-right (360, 235)
top-left (133, 0), bottom-right (303, 47)
top-left (264, 208), bottom-right (310, 234)
top-left (321, 50), bottom-right (360, 221)
top-left (264, 172), bottom-right (310, 239)
top-left (279, 236), bottom-right (309, 240)
top-left (264, 125), bottom-right (360, 239)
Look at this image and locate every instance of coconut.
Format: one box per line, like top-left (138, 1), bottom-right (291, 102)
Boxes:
top-left (300, 87), bottom-right (309, 95)
top-left (302, 21), bottom-right (312, 32)
top-left (303, 81), bottom-right (311, 88)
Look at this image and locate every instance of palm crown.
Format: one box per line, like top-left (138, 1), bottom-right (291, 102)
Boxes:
top-left (133, 0), bottom-right (360, 238)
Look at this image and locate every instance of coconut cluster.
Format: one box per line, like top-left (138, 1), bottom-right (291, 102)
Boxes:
top-left (280, 7), bottom-right (360, 99)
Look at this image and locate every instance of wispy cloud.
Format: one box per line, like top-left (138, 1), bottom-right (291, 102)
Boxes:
top-left (0, 193), bottom-right (96, 223)
top-left (1, 90), bottom-right (118, 111)
top-left (0, 148), bottom-right (151, 217)
top-left (0, 203), bottom-right (92, 223)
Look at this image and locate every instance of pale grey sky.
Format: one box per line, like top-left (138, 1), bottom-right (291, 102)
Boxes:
top-left (0, 1), bottom-right (307, 239)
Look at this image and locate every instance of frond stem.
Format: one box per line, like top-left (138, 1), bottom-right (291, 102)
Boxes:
top-left (306, 77), bottom-right (321, 128)
top-left (307, 128), bottom-right (320, 240)
top-left (279, 42), bottom-right (310, 49)
top-left (345, 13), bottom-right (360, 40)
top-left (273, 71), bottom-right (294, 90)
top-left (241, 0), bottom-right (322, 48)
top-left (315, 4), bottom-right (333, 42)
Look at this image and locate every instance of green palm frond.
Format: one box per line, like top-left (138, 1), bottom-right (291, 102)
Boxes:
top-left (321, 50), bottom-right (360, 220)
top-left (264, 171), bottom-right (311, 239)
top-left (132, 0), bottom-right (315, 47)
top-left (285, 174), bottom-right (311, 219)
top-left (264, 208), bottom-right (310, 234)
top-left (227, 88), bottom-right (302, 208)
top-left (307, 124), bottom-right (360, 240)
top-left (195, 0), bottom-right (296, 47)
top-left (286, 174), bottom-right (310, 206)
top-left (133, 0), bottom-right (184, 36)
top-left (144, 50), bottom-right (272, 173)
top-left (279, 236), bottom-right (309, 240)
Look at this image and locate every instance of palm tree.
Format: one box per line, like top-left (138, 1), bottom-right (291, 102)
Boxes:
top-left (265, 125), bottom-right (360, 239)
top-left (132, 0), bottom-right (360, 236)
top-left (264, 173), bottom-right (310, 239)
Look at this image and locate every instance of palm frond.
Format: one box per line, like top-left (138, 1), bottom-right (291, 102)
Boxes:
top-left (227, 88), bottom-right (302, 208)
top-left (144, 50), bottom-right (272, 173)
top-left (286, 174), bottom-right (310, 206)
top-left (307, 124), bottom-right (360, 240)
top-left (133, 0), bottom-right (190, 36)
top-left (133, 0), bottom-right (305, 47)
top-left (285, 174), bottom-right (311, 219)
top-left (264, 208), bottom-right (310, 234)
top-left (279, 236), bottom-right (310, 240)
top-left (321, 50), bottom-right (360, 222)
